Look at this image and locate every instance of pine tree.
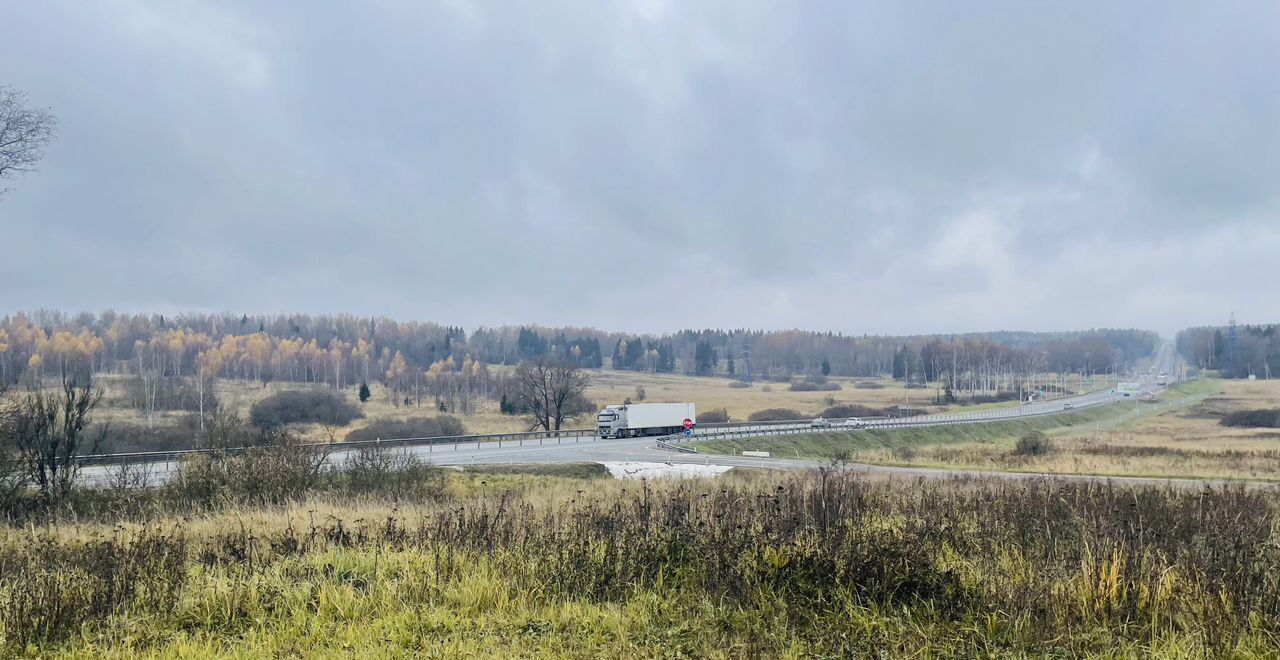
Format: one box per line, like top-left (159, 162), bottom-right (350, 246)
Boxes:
top-left (359, 381), bottom-right (371, 403)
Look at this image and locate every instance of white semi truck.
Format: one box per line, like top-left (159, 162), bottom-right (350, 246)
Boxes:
top-left (596, 402), bottom-right (696, 439)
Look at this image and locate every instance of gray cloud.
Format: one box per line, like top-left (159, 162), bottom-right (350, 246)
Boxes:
top-left (1, 0), bottom-right (1277, 336)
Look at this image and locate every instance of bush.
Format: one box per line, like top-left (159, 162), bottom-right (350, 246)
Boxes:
top-left (249, 389), bottom-right (362, 429)
top-left (93, 422), bottom-right (201, 453)
top-left (854, 381), bottom-right (885, 389)
top-left (340, 445), bottom-right (446, 500)
top-left (727, 381), bottom-right (751, 389)
top-left (789, 381), bottom-right (841, 392)
top-left (163, 430), bottom-right (329, 507)
top-left (343, 416), bottom-right (467, 443)
top-left (748, 408), bottom-right (803, 422)
top-left (699, 408), bottom-right (730, 424)
top-left (1013, 432), bottom-right (1053, 456)
top-left (959, 391), bottom-right (1020, 406)
top-left (1221, 409), bottom-right (1280, 428)
top-left (820, 404), bottom-right (884, 419)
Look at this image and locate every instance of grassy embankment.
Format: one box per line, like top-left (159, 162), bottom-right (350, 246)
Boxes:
top-left (4, 469), bottom-right (1280, 657)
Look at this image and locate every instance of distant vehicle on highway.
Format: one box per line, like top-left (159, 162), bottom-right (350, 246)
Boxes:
top-left (596, 402), bottom-right (696, 439)
top-left (1063, 403), bottom-right (1074, 411)
top-left (810, 417), bottom-right (832, 428)
top-left (841, 417), bottom-right (865, 428)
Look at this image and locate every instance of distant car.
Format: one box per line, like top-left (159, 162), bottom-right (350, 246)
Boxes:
top-left (842, 417), bottom-right (865, 428)
top-left (1063, 403), bottom-right (1074, 411)
top-left (810, 417), bottom-right (832, 428)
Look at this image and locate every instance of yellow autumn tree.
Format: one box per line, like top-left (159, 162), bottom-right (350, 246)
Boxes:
top-left (385, 351), bottom-right (409, 404)
top-left (245, 333), bottom-right (271, 384)
top-left (328, 338), bottom-right (350, 389)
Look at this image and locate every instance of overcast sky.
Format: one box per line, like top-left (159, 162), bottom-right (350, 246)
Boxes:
top-left (1, 1), bottom-right (1277, 337)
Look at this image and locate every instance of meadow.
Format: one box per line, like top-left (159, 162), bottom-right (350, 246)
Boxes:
top-left (5, 464), bottom-right (1280, 657)
top-left (89, 370), bottom-right (1011, 450)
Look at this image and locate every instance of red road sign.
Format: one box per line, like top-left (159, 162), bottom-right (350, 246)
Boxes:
top-left (683, 418), bottom-right (694, 429)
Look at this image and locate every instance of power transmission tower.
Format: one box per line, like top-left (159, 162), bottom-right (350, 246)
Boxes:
top-left (742, 339), bottom-right (754, 385)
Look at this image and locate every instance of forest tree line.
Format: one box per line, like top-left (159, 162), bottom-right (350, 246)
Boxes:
top-left (0, 311), bottom-right (1157, 415)
top-left (1177, 322), bottom-right (1278, 379)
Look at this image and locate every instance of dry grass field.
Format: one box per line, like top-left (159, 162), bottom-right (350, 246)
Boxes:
top-left (81, 368), bottom-right (1110, 451)
top-left (849, 379), bottom-right (1280, 480)
top-left (85, 370), bottom-right (964, 447)
top-left (7, 469), bottom-right (1280, 656)
top-left (584, 371), bottom-right (923, 419)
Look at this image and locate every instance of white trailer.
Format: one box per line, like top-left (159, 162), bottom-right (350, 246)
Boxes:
top-left (596, 402), bottom-right (696, 439)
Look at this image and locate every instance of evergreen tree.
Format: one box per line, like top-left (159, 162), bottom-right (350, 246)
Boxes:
top-left (358, 381), bottom-right (371, 403)
top-left (821, 358), bottom-right (831, 376)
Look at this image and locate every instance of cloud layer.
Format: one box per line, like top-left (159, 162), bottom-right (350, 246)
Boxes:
top-left (2, 1), bottom-right (1277, 336)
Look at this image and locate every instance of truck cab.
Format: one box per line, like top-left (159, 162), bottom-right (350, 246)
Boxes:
top-left (596, 405), bottom-right (625, 438)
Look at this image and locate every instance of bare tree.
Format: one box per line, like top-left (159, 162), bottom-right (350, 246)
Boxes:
top-left (0, 85), bottom-right (57, 195)
top-left (0, 383), bottom-right (28, 509)
top-left (4, 371), bottom-right (105, 502)
top-left (514, 359), bottom-right (593, 431)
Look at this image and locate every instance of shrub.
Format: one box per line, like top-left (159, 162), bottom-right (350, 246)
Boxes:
top-left (821, 404), bottom-right (884, 419)
top-left (748, 408), bottom-right (803, 422)
top-left (163, 430), bottom-right (329, 507)
top-left (854, 381), bottom-right (885, 389)
top-left (960, 391), bottom-right (1020, 405)
top-left (789, 381), bottom-right (841, 392)
top-left (699, 408), bottom-right (730, 424)
top-left (1013, 432), bottom-right (1053, 456)
top-left (727, 381), bottom-right (750, 389)
top-left (340, 445), bottom-right (446, 500)
top-left (343, 416), bottom-right (467, 443)
top-left (249, 389), bottom-right (362, 428)
top-left (92, 422), bottom-right (201, 453)
top-left (1221, 409), bottom-right (1280, 428)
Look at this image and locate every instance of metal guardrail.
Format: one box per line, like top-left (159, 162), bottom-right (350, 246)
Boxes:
top-left (655, 439), bottom-right (699, 453)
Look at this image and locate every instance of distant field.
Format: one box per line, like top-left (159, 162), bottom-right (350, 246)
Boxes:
top-left (86, 370), bottom-right (959, 450)
top-left (584, 370), bottom-right (924, 420)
